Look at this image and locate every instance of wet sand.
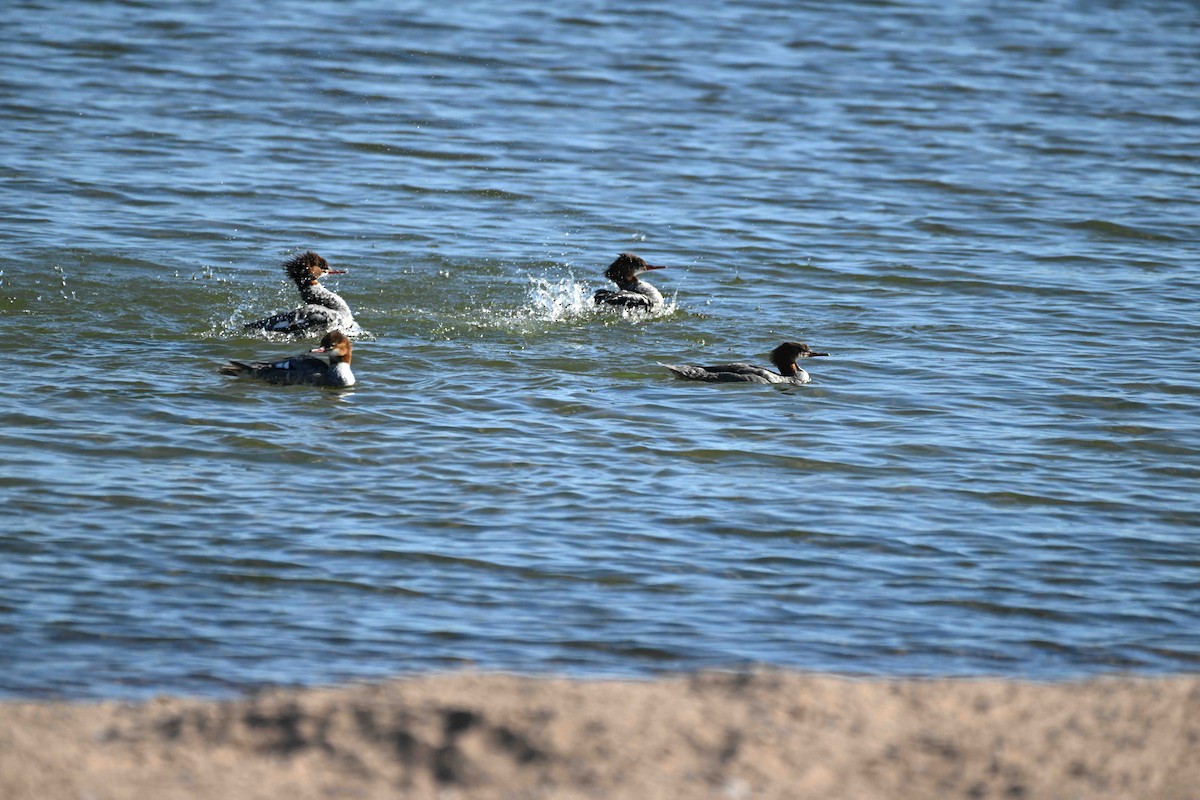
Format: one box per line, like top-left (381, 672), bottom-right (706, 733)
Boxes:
top-left (2, 671), bottom-right (1197, 799)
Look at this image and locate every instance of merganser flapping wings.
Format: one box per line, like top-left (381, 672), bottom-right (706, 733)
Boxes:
top-left (663, 341), bottom-right (828, 385)
top-left (592, 253), bottom-right (666, 311)
top-left (220, 329), bottom-right (356, 388)
top-left (244, 251), bottom-right (357, 337)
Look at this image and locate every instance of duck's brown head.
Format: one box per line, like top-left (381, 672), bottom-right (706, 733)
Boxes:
top-left (284, 251), bottom-right (345, 287)
top-left (603, 252), bottom-right (665, 287)
top-left (310, 329), bottom-right (353, 364)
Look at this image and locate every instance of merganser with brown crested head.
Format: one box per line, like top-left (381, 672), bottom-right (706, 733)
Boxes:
top-left (244, 251), bottom-right (358, 338)
top-left (592, 252), bottom-right (666, 311)
top-left (663, 341), bottom-right (828, 385)
top-left (219, 329), bottom-right (356, 388)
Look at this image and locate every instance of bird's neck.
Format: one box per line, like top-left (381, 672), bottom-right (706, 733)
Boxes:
top-left (300, 281), bottom-right (351, 314)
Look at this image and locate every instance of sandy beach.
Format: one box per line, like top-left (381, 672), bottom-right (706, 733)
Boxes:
top-left (1, 671), bottom-right (1197, 799)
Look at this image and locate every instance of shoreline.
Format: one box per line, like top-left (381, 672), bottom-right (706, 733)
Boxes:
top-left (2, 671), bottom-right (1196, 799)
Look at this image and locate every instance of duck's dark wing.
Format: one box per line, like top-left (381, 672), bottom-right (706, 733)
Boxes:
top-left (663, 362), bottom-right (775, 383)
top-left (244, 305), bottom-right (339, 336)
top-left (593, 289), bottom-right (655, 310)
top-left (220, 353), bottom-right (330, 386)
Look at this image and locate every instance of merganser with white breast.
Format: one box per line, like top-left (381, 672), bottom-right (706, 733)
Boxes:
top-left (663, 341), bottom-right (828, 385)
top-left (219, 329), bottom-right (356, 388)
top-left (244, 251), bottom-right (357, 338)
top-left (592, 252), bottom-right (666, 311)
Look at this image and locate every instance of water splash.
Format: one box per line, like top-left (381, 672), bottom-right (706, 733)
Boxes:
top-left (524, 273), bottom-right (595, 322)
top-left (522, 273), bottom-right (678, 323)
top-left (420, 271), bottom-right (681, 340)
top-left (424, 274), bottom-right (595, 338)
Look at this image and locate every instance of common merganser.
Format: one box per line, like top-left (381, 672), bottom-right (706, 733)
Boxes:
top-left (592, 253), bottom-right (666, 311)
top-left (220, 329), bottom-right (356, 387)
top-left (244, 251), bottom-right (357, 337)
top-left (663, 341), bottom-right (828, 385)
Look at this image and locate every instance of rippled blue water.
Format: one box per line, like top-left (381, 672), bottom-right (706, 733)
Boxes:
top-left (2, 0), bottom-right (1199, 699)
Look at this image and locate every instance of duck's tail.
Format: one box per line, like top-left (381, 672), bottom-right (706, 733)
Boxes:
top-left (218, 361), bottom-right (253, 376)
top-left (660, 363), bottom-right (696, 380)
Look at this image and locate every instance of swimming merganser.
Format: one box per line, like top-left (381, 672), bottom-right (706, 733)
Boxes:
top-left (592, 253), bottom-right (666, 311)
top-left (219, 329), bottom-right (356, 387)
top-left (663, 341), bottom-right (828, 385)
top-left (244, 251), bottom-right (357, 337)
